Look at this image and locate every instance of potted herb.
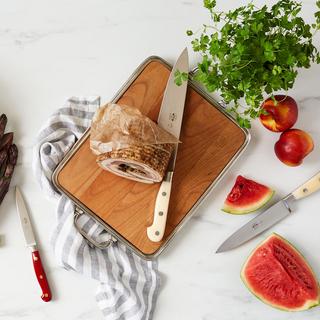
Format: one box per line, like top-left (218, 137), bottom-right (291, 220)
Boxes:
top-left (176, 0), bottom-right (320, 128)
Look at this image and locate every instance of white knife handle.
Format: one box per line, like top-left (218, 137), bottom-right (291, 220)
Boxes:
top-left (147, 171), bottom-right (173, 242)
top-left (292, 172), bottom-right (320, 200)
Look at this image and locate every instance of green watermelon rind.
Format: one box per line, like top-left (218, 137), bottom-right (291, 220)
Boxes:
top-left (240, 233), bottom-right (320, 312)
top-left (222, 189), bottom-right (274, 215)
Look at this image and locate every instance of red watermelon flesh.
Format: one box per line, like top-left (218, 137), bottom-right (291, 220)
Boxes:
top-left (241, 234), bottom-right (320, 311)
top-left (222, 175), bottom-right (274, 214)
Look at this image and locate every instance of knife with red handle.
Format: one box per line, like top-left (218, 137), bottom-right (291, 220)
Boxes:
top-left (15, 187), bottom-right (52, 302)
top-left (31, 249), bottom-right (52, 301)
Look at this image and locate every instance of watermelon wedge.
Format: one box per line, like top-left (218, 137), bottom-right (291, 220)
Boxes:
top-left (222, 175), bottom-right (274, 214)
top-left (241, 233), bottom-right (320, 311)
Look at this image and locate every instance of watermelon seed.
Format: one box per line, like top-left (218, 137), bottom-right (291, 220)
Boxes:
top-left (273, 242), bottom-right (314, 289)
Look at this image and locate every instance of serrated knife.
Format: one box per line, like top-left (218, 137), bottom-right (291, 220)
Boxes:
top-left (216, 171), bottom-right (320, 253)
top-left (15, 187), bottom-right (52, 302)
top-left (147, 48), bottom-right (189, 242)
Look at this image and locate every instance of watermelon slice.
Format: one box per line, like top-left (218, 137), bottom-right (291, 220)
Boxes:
top-left (241, 233), bottom-right (320, 311)
top-left (222, 175), bottom-right (274, 214)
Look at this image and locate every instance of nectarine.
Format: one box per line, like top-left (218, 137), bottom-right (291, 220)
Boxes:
top-left (274, 129), bottom-right (314, 166)
top-left (260, 95), bottom-right (298, 132)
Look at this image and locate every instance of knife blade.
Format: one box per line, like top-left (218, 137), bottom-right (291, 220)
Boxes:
top-left (216, 171), bottom-right (320, 253)
top-left (147, 48), bottom-right (189, 242)
top-left (216, 195), bottom-right (293, 253)
top-left (16, 187), bottom-right (52, 302)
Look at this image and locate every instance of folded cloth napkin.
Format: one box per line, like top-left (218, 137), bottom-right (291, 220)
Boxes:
top-left (33, 97), bottom-right (160, 320)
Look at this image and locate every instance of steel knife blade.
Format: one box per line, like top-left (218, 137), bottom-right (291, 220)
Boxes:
top-left (157, 47), bottom-right (189, 171)
top-left (15, 187), bottom-right (52, 302)
top-left (147, 48), bottom-right (189, 242)
top-left (16, 187), bottom-right (37, 247)
top-left (216, 195), bottom-right (294, 253)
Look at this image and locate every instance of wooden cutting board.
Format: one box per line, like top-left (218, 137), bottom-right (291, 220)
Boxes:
top-left (56, 58), bottom-right (248, 258)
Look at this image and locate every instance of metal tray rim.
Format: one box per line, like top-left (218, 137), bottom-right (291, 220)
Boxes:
top-left (52, 55), bottom-right (251, 260)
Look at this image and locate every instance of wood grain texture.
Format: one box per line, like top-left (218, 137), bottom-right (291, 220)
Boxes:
top-left (57, 60), bottom-right (246, 256)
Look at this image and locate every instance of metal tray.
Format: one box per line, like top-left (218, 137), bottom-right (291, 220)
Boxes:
top-left (52, 56), bottom-right (251, 259)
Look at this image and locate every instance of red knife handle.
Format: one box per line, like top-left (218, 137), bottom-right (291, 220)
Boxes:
top-left (31, 250), bottom-right (52, 302)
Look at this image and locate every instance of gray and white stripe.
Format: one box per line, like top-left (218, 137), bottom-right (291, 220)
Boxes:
top-left (32, 97), bottom-right (160, 320)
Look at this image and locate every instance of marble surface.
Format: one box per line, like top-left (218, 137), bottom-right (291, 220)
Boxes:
top-left (0, 0), bottom-right (320, 319)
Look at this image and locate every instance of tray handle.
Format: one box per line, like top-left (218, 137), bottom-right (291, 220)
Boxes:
top-left (74, 208), bottom-right (116, 249)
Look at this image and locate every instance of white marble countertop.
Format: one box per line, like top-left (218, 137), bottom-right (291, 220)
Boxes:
top-left (1, 0), bottom-right (320, 319)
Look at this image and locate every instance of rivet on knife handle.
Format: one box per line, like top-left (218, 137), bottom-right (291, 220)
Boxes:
top-left (147, 172), bottom-right (173, 242)
top-left (292, 172), bottom-right (320, 200)
top-left (31, 249), bottom-right (52, 302)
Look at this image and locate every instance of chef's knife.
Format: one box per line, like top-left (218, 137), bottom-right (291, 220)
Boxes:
top-left (216, 171), bottom-right (320, 253)
top-left (15, 187), bottom-right (52, 302)
top-left (147, 48), bottom-right (189, 242)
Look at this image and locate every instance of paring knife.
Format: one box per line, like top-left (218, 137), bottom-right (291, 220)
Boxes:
top-left (147, 48), bottom-right (189, 242)
top-left (216, 171), bottom-right (320, 253)
top-left (15, 187), bottom-right (52, 302)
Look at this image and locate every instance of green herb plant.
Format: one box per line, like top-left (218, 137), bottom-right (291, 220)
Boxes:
top-left (175, 0), bottom-right (320, 128)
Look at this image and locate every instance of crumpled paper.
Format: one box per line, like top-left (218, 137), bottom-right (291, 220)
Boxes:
top-left (90, 103), bottom-right (179, 155)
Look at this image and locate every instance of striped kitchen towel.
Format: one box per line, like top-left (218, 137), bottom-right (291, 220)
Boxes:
top-left (32, 96), bottom-right (160, 320)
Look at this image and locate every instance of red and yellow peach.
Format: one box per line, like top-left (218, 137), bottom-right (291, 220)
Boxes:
top-left (260, 95), bottom-right (298, 132)
top-left (274, 129), bottom-right (314, 166)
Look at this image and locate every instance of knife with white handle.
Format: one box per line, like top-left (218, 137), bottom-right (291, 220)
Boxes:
top-left (216, 171), bottom-right (320, 253)
top-left (147, 48), bottom-right (189, 242)
top-left (291, 171), bottom-right (320, 199)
